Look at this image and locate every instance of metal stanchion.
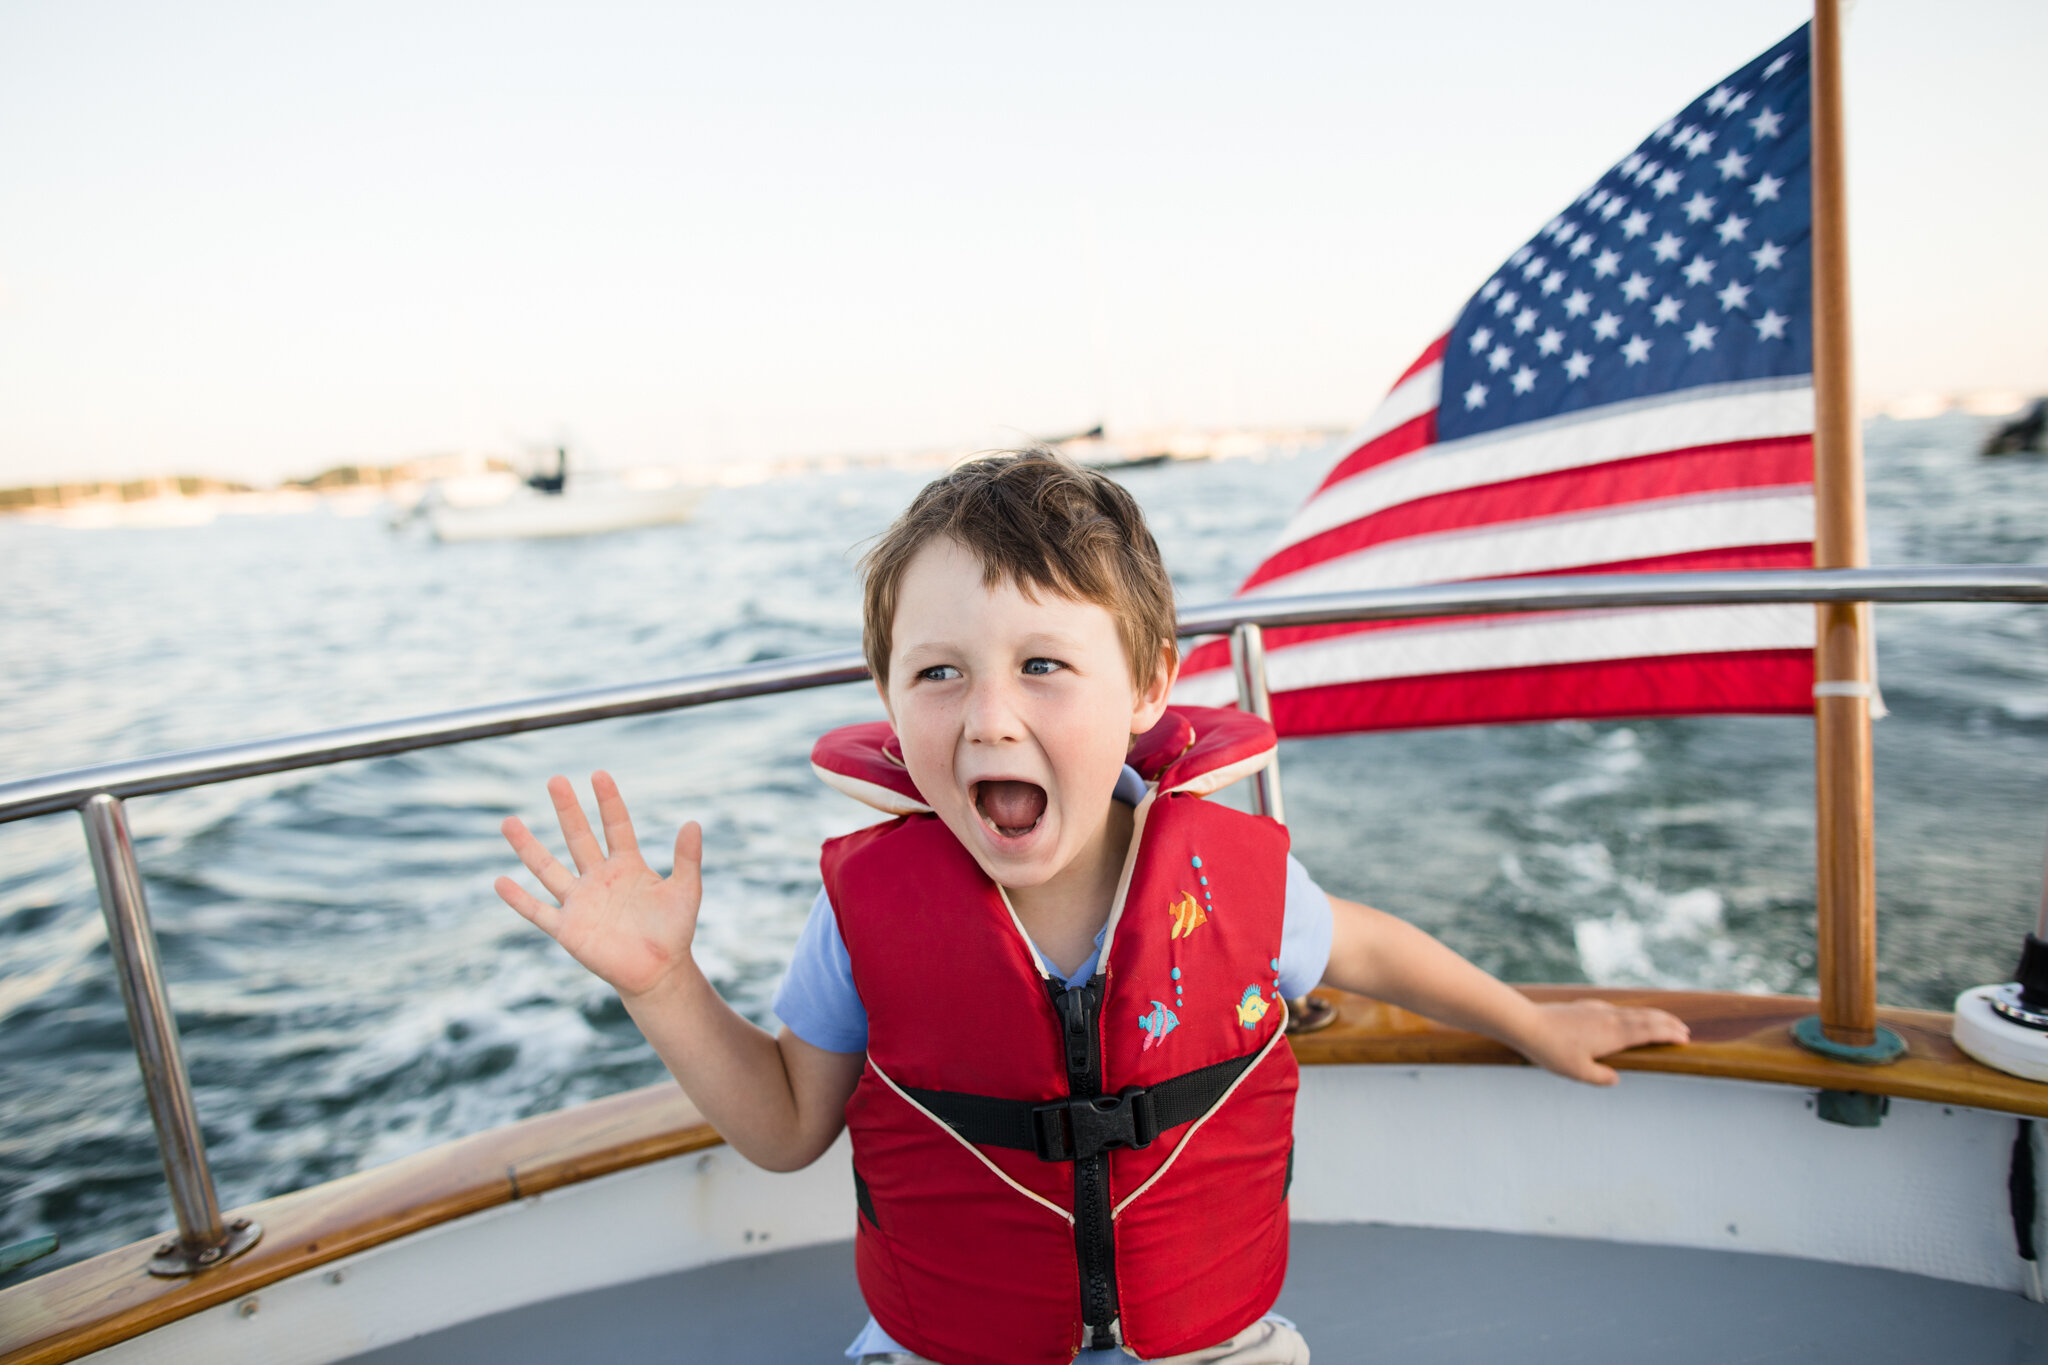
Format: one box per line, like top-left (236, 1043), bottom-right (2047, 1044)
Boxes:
top-left (81, 793), bottom-right (259, 1275)
top-left (1229, 625), bottom-right (1335, 1035)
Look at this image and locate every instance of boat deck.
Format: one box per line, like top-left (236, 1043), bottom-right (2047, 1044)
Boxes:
top-left (346, 1222), bottom-right (2048, 1363)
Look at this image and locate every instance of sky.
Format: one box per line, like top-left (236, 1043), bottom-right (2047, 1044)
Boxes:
top-left (1, 1), bottom-right (2043, 485)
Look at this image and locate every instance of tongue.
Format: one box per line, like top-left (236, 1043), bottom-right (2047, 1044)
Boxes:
top-left (979, 781), bottom-right (1047, 835)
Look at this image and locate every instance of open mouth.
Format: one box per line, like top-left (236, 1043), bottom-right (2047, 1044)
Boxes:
top-left (973, 779), bottom-right (1048, 840)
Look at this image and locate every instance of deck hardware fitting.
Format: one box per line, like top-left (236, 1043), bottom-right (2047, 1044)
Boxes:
top-left (1790, 1014), bottom-right (1906, 1065)
top-left (1815, 1091), bottom-right (1887, 1127)
top-left (1285, 994), bottom-right (1338, 1035)
top-left (2011, 1119), bottom-right (2043, 1303)
top-left (326, 1269), bottom-right (346, 1286)
top-left (236, 1297), bottom-right (258, 1319)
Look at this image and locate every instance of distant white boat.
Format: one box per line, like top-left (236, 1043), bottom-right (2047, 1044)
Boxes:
top-left (429, 483), bottom-right (703, 542)
top-left (419, 448), bottom-right (704, 542)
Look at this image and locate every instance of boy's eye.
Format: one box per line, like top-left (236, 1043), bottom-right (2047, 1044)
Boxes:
top-left (1021, 658), bottom-right (1065, 676)
top-left (918, 664), bottom-right (961, 682)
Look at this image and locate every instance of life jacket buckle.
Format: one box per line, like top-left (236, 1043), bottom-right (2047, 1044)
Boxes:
top-left (1031, 1086), bottom-right (1158, 1162)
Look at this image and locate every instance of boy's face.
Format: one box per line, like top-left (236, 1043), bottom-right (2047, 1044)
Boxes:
top-left (881, 537), bottom-right (1173, 891)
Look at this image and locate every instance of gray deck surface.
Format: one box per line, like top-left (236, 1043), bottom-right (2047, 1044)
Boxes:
top-left (349, 1223), bottom-right (2048, 1363)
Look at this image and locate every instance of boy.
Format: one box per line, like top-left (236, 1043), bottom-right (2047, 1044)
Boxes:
top-left (495, 451), bottom-right (1688, 1365)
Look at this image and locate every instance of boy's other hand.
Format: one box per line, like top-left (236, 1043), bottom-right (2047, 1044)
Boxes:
top-left (1519, 999), bottom-right (1691, 1085)
top-left (494, 772), bottom-right (703, 1001)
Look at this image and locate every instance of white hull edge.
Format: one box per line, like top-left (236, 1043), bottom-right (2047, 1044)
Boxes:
top-left (81, 1066), bottom-right (2045, 1364)
top-left (428, 488), bottom-right (702, 542)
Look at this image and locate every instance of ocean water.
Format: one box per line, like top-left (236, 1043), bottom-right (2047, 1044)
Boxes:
top-left (5, 414), bottom-right (2048, 1277)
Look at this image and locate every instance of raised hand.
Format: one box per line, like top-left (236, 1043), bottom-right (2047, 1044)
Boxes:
top-left (1517, 999), bottom-right (1692, 1085)
top-left (495, 771), bottom-right (704, 1001)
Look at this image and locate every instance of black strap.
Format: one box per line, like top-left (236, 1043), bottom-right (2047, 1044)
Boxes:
top-left (903, 1049), bottom-right (1258, 1162)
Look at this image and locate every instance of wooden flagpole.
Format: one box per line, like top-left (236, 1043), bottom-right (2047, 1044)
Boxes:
top-left (1806, 0), bottom-right (1893, 1059)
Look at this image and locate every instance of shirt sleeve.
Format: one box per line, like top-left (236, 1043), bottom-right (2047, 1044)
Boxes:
top-left (1275, 853), bottom-right (1334, 998)
top-left (771, 888), bottom-right (870, 1054)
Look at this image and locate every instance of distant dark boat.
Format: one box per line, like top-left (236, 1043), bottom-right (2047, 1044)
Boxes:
top-left (1983, 400), bottom-right (2047, 456)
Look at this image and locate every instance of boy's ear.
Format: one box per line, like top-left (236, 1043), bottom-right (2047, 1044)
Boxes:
top-left (1130, 643), bottom-right (1179, 735)
top-left (874, 676), bottom-right (896, 726)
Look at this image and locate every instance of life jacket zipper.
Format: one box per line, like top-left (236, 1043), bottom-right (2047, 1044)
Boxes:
top-left (1051, 976), bottom-right (1120, 1350)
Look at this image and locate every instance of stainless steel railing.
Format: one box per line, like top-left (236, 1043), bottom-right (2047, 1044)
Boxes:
top-left (9, 565), bottom-right (2048, 1274)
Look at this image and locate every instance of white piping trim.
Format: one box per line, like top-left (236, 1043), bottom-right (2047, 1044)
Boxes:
top-left (1093, 786), bottom-right (1156, 972)
top-left (866, 1054), bottom-right (1074, 1225)
top-left (993, 885), bottom-right (1052, 982)
top-left (1163, 748), bottom-right (1274, 798)
top-left (1112, 998), bottom-right (1291, 1220)
top-left (811, 764), bottom-right (931, 815)
top-left (1812, 680), bottom-right (1873, 699)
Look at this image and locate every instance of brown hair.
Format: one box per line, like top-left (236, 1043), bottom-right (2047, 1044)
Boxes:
top-left (860, 449), bottom-right (1178, 690)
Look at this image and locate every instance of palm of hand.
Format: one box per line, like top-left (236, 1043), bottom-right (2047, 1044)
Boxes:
top-left (494, 772), bottom-right (703, 1001)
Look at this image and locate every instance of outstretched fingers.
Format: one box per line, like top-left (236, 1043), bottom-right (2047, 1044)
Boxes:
top-left (547, 775), bottom-right (606, 874)
top-left (501, 816), bottom-right (576, 902)
top-left (494, 874), bottom-right (564, 938)
top-left (590, 770), bottom-right (641, 860)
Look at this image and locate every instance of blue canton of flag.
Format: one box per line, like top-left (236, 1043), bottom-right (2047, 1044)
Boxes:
top-left (1439, 27), bottom-right (1811, 441)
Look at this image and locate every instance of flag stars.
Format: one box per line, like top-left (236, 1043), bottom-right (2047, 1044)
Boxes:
top-left (1685, 129), bottom-right (1716, 159)
top-left (1493, 289), bottom-right (1521, 315)
top-left (1513, 306), bottom-right (1538, 335)
top-left (1754, 309), bottom-right (1789, 340)
top-left (1592, 248), bottom-right (1622, 278)
top-left (1651, 295), bottom-right (1685, 326)
top-left (1554, 222), bottom-right (1578, 246)
top-left (1521, 254), bottom-right (1548, 280)
top-left (1600, 196), bottom-right (1627, 220)
top-left (1536, 327), bottom-right (1565, 356)
top-left (1568, 235), bottom-right (1594, 259)
top-left (1683, 192), bottom-right (1717, 223)
top-left (1651, 232), bottom-right (1685, 263)
top-left (1706, 85), bottom-right (1734, 113)
top-left (1715, 149), bottom-right (1751, 181)
top-left (1684, 321), bottom-right (1719, 352)
top-left (1621, 209), bottom-right (1652, 239)
top-left (1723, 90), bottom-right (1751, 114)
top-left (1467, 326), bottom-right (1494, 355)
top-left (1683, 254), bottom-right (1717, 286)
top-left (1749, 106), bottom-right (1783, 138)
top-left (1672, 124), bottom-right (1699, 153)
top-left (1562, 289), bottom-right (1593, 318)
top-left (1750, 240), bottom-right (1785, 271)
top-left (1564, 350), bottom-right (1593, 381)
top-left (1621, 272), bottom-right (1652, 303)
top-left (1631, 159), bottom-right (1661, 186)
top-left (1716, 212), bottom-right (1751, 244)
top-left (1748, 173), bottom-right (1784, 204)
top-left (1652, 168), bottom-right (1684, 199)
top-left (1509, 245), bottom-right (1533, 266)
top-left (1480, 278), bottom-right (1503, 300)
top-left (1653, 118), bottom-right (1678, 142)
top-left (1510, 365), bottom-right (1538, 395)
top-left (1763, 54), bottom-right (1791, 80)
top-left (1591, 311), bottom-right (1622, 341)
top-left (1621, 152), bottom-right (1645, 176)
top-left (1716, 279), bottom-right (1753, 312)
top-left (1488, 343), bottom-right (1514, 372)
top-left (1540, 269), bottom-right (1565, 296)
top-left (1463, 381), bottom-right (1489, 410)
top-left (1588, 189), bottom-right (1611, 212)
top-left (1622, 334), bottom-right (1653, 365)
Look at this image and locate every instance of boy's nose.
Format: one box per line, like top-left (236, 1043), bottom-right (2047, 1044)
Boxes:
top-left (962, 677), bottom-right (1025, 745)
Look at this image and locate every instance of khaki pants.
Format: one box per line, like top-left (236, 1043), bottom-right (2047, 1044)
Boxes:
top-left (860, 1314), bottom-right (1310, 1365)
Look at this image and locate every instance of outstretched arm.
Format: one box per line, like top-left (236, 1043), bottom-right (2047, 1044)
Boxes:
top-left (1321, 895), bottom-right (1689, 1085)
top-left (497, 772), bottom-right (862, 1170)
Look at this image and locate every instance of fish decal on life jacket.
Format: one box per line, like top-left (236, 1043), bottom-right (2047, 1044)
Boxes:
top-left (1236, 985), bottom-right (1271, 1029)
top-left (1168, 890), bottom-right (1208, 939)
top-left (1138, 1000), bottom-right (1179, 1050)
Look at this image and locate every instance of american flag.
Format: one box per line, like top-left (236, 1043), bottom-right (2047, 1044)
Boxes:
top-left (1177, 25), bottom-right (1818, 735)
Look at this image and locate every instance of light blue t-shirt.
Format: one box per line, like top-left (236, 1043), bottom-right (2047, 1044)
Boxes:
top-left (769, 765), bottom-right (1335, 1362)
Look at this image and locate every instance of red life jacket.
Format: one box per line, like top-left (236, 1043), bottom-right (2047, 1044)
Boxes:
top-left (812, 706), bottom-right (1299, 1365)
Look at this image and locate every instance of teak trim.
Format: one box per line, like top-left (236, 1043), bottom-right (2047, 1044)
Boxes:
top-left (5, 987), bottom-right (2044, 1364)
